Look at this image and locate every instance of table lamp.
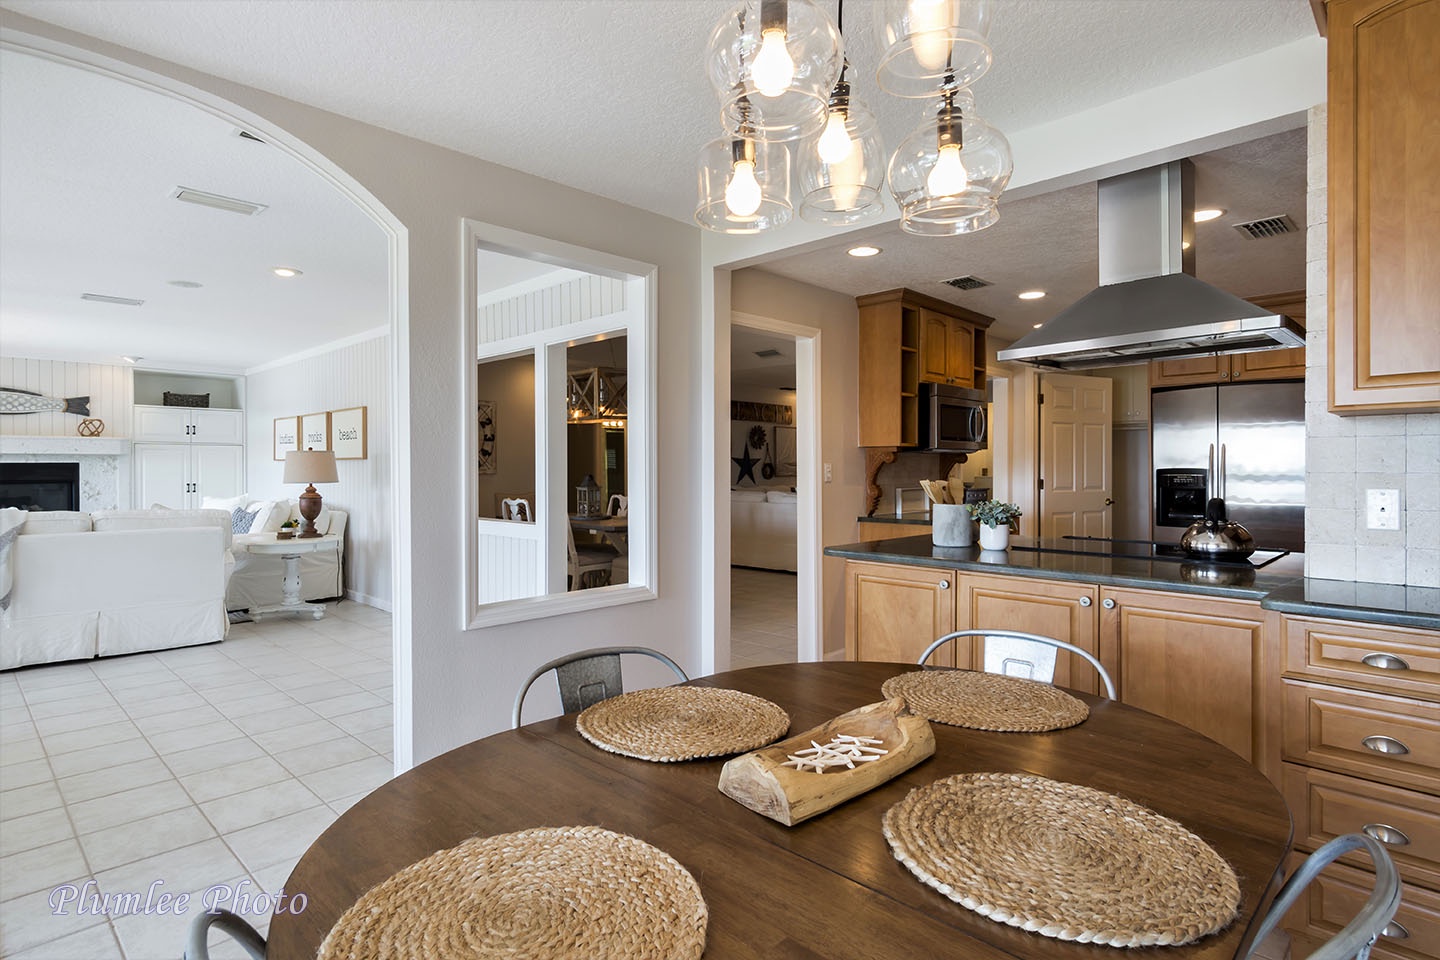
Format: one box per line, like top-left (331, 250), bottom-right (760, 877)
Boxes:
top-left (284, 448), bottom-right (339, 538)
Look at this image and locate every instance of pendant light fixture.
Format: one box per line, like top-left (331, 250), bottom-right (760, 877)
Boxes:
top-left (706, 0), bottom-right (844, 143)
top-left (696, 98), bottom-right (794, 233)
top-left (798, 0), bottom-right (886, 225)
top-left (887, 82), bottom-right (1013, 235)
top-left (874, 0), bottom-right (996, 97)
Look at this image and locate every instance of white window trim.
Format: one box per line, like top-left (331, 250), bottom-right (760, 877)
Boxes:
top-left (462, 219), bottom-right (657, 629)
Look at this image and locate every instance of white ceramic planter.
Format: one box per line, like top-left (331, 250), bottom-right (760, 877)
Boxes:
top-left (931, 503), bottom-right (975, 547)
top-left (978, 522), bottom-right (1010, 551)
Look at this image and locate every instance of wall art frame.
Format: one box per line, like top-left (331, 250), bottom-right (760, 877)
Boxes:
top-left (330, 405), bottom-right (368, 460)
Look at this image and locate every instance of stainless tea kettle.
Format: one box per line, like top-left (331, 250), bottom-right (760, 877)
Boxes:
top-left (1180, 444), bottom-right (1255, 560)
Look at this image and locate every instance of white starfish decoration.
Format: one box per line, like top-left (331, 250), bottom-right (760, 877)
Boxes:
top-left (780, 734), bottom-right (888, 773)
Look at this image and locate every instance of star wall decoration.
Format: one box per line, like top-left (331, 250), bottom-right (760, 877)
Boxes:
top-left (732, 449), bottom-right (760, 485)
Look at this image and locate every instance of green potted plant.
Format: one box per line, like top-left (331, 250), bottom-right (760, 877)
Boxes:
top-left (965, 500), bottom-right (1022, 551)
top-left (277, 519), bottom-right (298, 540)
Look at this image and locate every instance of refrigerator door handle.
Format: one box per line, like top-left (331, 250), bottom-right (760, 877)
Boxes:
top-left (1208, 443), bottom-right (1216, 499)
top-left (1220, 443), bottom-right (1227, 500)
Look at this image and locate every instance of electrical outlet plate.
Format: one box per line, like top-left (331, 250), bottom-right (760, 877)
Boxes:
top-left (1366, 488), bottom-right (1400, 530)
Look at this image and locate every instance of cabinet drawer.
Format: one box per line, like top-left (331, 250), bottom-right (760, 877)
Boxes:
top-left (1283, 763), bottom-right (1440, 889)
top-left (1283, 681), bottom-right (1440, 792)
top-left (1286, 857), bottom-right (1439, 960)
top-left (1285, 616), bottom-right (1440, 699)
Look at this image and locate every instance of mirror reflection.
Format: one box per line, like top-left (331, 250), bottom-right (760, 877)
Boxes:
top-left (566, 337), bottom-right (628, 589)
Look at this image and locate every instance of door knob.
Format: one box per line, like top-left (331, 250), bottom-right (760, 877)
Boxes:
top-left (1078, 597), bottom-right (1092, 607)
top-left (938, 580), bottom-right (950, 590)
top-left (1102, 598), bottom-right (1116, 609)
top-left (1103, 498), bottom-right (1115, 506)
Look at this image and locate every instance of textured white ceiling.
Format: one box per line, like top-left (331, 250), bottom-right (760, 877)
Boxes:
top-left (1, 0), bottom-right (1316, 225)
top-left (0, 0), bottom-right (1315, 370)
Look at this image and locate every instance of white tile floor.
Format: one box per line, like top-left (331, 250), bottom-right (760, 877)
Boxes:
top-left (0, 601), bottom-right (393, 960)
top-left (729, 567), bottom-right (798, 668)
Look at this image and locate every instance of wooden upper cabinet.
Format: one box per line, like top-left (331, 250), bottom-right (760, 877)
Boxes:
top-left (856, 289), bottom-right (993, 447)
top-left (1149, 291), bottom-right (1307, 387)
top-left (1328, 0), bottom-right (1440, 413)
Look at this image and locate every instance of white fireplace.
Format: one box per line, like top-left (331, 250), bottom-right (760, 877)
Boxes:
top-left (0, 436), bottom-right (129, 511)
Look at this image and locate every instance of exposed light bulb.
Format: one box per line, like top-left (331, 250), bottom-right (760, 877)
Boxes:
top-left (726, 160), bottom-right (763, 217)
top-left (910, 0), bottom-right (952, 71)
top-left (752, 29), bottom-right (795, 97)
top-left (817, 110), bottom-right (854, 164)
top-left (927, 143), bottom-right (968, 196)
top-left (828, 143), bottom-right (865, 211)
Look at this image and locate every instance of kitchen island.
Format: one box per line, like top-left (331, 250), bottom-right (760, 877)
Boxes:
top-left (826, 534), bottom-right (1440, 960)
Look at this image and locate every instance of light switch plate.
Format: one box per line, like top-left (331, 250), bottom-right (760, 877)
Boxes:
top-left (1366, 488), bottom-right (1400, 530)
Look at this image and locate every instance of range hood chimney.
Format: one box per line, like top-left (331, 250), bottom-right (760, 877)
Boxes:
top-left (996, 160), bottom-right (1305, 369)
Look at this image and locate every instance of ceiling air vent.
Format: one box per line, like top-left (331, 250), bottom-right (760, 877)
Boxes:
top-left (172, 187), bottom-right (268, 216)
top-left (754, 348), bottom-right (783, 358)
top-left (942, 275), bottom-right (991, 290)
top-left (81, 293), bottom-right (144, 307)
top-left (236, 129), bottom-right (266, 143)
top-left (1231, 215), bottom-right (1296, 239)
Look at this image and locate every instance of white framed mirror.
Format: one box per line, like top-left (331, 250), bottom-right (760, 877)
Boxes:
top-left (463, 221), bottom-right (656, 628)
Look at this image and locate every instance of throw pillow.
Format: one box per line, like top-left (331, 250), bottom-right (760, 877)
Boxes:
top-left (231, 506), bottom-right (261, 534)
top-left (202, 493), bottom-right (250, 514)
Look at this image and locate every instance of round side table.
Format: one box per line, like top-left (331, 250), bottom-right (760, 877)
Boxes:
top-left (241, 537), bottom-right (340, 621)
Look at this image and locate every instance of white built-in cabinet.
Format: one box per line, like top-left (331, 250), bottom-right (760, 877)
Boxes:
top-left (132, 404), bottom-right (245, 509)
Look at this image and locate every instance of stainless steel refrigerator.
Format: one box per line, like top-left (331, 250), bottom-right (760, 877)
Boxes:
top-left (1151, 381), bottom-right (1306, 551)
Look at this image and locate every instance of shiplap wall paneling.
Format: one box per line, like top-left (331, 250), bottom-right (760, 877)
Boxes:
top-left (245, 334), bottom-right (392, 608)
top-left (475, 524), bottom-right (543, 604)
top-left (478, 274), bottom-right (625, 343)
top-left (0, 357), bottom-right (132, 437)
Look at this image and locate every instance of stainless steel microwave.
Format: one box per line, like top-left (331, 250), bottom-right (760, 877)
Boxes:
top-left (919, 382), bottom-right (988, 452)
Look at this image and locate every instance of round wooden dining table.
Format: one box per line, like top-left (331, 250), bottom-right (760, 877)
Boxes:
top-left (267, 661), bottom-right (1292, 960)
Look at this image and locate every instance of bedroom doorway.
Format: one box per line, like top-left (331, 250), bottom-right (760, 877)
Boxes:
top-left (728, 317), bottom-right (820, 666)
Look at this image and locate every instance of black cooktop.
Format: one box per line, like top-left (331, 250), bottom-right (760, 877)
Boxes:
top-left (1011, 536), bottom-right (1291, 569)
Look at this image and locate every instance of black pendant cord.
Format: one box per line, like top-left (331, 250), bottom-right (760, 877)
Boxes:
top-left (836, 0), bottom-right (848, 84)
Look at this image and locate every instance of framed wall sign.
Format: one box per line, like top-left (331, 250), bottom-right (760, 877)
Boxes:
top-left (299, 411), bottom-right (331, 452)
top-left (273, 416), bottom-right (299, 461)
top-left (330, 406), bottom-right (368, 460)
top-left (478, 400), bottom-right (497, 475)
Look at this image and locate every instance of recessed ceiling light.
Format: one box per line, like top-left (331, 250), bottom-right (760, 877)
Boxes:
top-left (168, 280), bottom-right (203, 288)
top-left (272, 267), bottom-right (303, 278)
top-left (121, 355), bottom-right (143, 364)
top-left (847, 245), bottom-right (882, 258)
top-left (1017, 290), bottom-right (1046, 300)
top-left (1193, 208), bottom-right (1225, 223)
top-left (1032, 323), bottom-right (1044, 329)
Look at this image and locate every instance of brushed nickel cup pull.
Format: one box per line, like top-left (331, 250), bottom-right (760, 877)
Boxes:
top-left (1382, 921), bottom-right (1410, 940)
top-left (1362, 652), bottom-right (1410, 671)
top-left (1362, 735), bottom-right (1410, 755)
top-left (1102, 598), bottom-right (1116, 610)
top-left (1363, 823), bottom-right (1412, 846)
top-left (1079, 597), bottom-right (1092, 607)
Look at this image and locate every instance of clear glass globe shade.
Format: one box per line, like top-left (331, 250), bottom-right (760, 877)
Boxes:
top-left (874, 0), bottom-right (995, 97)
top-left (707, 0), bottom-right (842, 141)
top-left (888, 104), bottom-right (1012, 235)
top-left (798, 96), bottom-right (886, 226)
top-left (697, 136), bottom-right (793, 234)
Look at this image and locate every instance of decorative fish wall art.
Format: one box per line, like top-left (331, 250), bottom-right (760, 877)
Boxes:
top-left (0, 388), bottom-right (90, 416)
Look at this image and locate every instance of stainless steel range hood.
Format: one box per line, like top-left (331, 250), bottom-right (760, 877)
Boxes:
top-left (996, 160), bottom-right (1305, 370)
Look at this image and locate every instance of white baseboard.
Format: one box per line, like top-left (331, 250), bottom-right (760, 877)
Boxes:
top-left (345, 588), bottom-right (392, 612)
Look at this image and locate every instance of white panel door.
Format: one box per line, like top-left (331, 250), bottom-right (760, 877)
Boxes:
top-left (133, 443), bottom-right (190, 508)
top-left (191, 409), bottom-right (245, 445)
top-left (192, 445), bottom-right (245, 503)
top-left (133, 406), bottom-right (193, 442)
top-left (1040, 373), bottom-right (1114, 539)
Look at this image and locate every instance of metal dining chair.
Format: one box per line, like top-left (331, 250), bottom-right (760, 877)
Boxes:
top-left (917, 629), bottom-right (1117, 699)
top-left (512, 645), bottom-right (688, 728)
top-left (185, 909), bottom-right (266, 959)
top-left (1243, 834), bottom-right (1401, 960)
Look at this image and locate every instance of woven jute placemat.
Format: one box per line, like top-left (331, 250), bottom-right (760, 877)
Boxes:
top-left (317, 825), bottom-right (708, 960)
top-left (883, 773), bottom-right (1240, 948)
top-left (576, 686), bottom-right (790, 762)
top-left (881, 669), bottom-right (1089, 732)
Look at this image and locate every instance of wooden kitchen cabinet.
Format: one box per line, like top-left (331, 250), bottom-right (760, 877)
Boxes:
top-left (1149, 291), bottom-right (1307, 387)
top-left (856, 289), bottom-right (992, 448)
top-left (1327, 0), bottom-right (1440, 413)
top-left (1280, 612), bottom-right (1440, 959)
top-left (844, 561), bottom-right (961, 666)
top-left (957, 573), bottom-right (1102, 696)
top-left (1099, 586), bottom-right (1278, 775)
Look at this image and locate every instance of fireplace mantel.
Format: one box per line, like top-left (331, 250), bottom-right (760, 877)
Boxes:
top-left (0, 436), bottom-right (130, 456)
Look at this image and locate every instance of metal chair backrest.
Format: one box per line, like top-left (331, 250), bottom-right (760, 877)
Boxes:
top-left (1243, 834), bottom-right (1401, 960)
top-left (917, 629), bottom-right (1117, 699)
top-left (512, 645), bottom-right (689, 728)
top-left (185, 909), bottom-right (267, 960)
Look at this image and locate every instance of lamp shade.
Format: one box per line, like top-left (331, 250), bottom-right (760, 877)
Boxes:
top-left (874, 0), bottom-right (995, 98)
top-left (284, 449), bottom-right (339, 484)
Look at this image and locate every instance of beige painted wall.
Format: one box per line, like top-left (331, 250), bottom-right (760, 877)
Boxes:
top-left (475, 355), bottom-right (535, 518)
top-left (730, 268), bottom-right (862, 659)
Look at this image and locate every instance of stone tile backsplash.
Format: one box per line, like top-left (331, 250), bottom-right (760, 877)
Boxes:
top-left (1303, 103), bottom-right (1440, 587)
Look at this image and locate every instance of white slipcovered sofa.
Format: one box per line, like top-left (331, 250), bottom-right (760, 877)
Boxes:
top-left (730, 486), bottom-right (798, 572)
top-left (0, 508), bottom-right (233, 670)
top-left (225, 499), bottom-right (347, 611)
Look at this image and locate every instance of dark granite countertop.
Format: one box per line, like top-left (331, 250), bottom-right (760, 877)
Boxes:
top-left (857, 512), bottom-right (933, 525)
top-left (824, 535), bottom-right (1440, 631)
